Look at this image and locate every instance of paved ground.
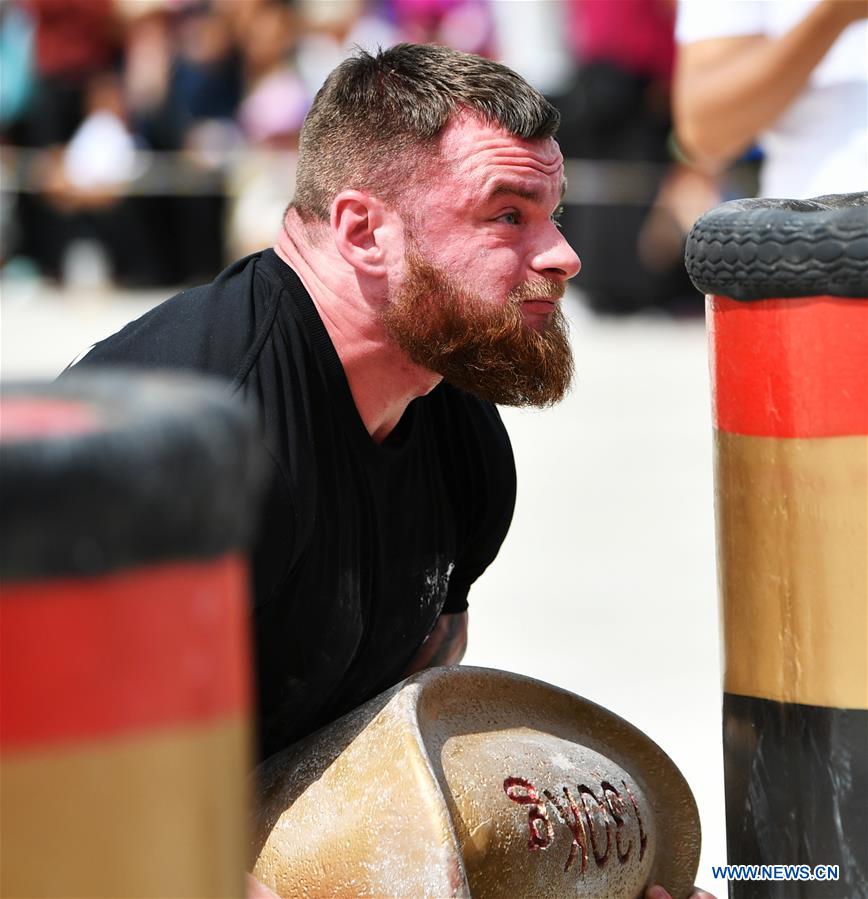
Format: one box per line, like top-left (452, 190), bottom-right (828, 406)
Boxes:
top-left (2, 281), bottom-right (726, 893)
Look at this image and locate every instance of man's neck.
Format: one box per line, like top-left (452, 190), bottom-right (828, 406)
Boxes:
top-left (274, 213), bottom-right (441, 443)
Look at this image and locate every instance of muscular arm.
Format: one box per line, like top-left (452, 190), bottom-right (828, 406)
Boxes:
top-left (673, 0), bottom-right (867, 169)
top-left (402, 611), bottom-right (468, 676)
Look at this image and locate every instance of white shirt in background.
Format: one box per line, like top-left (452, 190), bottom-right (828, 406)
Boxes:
top-left (676, 0), bottom-right (868, 198)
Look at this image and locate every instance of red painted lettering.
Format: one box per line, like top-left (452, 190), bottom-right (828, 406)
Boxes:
top-left (577, 785), bottom-right (612, 866)
top-left (544, 786), bottom-right (589, 873)
top-left (505, 773), bottom-right (649, 875)
top-left (504, 776), bottom-right (554, 851)
top-left (601, 781), bottom-right (632, 863)
top-left (621, 780), bottom-right (648, 861)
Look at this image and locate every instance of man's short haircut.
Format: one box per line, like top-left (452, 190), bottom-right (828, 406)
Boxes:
top-left (292, 43), bottom-right (560, 221)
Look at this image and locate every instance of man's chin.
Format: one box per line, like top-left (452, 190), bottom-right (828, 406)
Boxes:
top-left (434, 350), bottom-right (574, 408)
top-left (385, 249), bottom-right (573, 407)
top-left (448, 382), bottom-right (572, 409)
top-left (390, 322), bottom-right (574, 407)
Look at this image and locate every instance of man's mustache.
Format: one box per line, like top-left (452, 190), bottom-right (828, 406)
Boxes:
top-left (509, 279), bottom-right (566, 303)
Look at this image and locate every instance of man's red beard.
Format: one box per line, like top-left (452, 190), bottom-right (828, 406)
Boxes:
top-left (381, 249), bottom-right (574, 407)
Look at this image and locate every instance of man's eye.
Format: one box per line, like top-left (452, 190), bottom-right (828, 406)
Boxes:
top-left (497, 211), bottom-right (520, 225)
top-left (551, 205), bottom-right (565, 229)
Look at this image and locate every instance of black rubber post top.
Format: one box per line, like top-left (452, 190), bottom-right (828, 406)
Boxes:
top-left (0, 371), bottom-right (267, 582)
top-left (684, 191), bottom-right (868, 301)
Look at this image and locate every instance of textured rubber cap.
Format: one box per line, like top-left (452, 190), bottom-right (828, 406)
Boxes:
top-left (0, 371), bottom-right (267, 581)
top-left (685, 192), bottom-right (868, 301)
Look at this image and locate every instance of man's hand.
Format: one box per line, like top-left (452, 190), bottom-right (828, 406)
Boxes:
top-left (646, 886), bottom-right (717, 899)
top-left (247, 872), bottom-right (281, 898)
top-left (402, 611), bottom-right (468, 676)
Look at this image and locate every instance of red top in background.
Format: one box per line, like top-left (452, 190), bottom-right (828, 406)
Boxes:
top-left (568, 0), bottom-right (676, 83)
top-left (24, 0), bottom-right (118, 79)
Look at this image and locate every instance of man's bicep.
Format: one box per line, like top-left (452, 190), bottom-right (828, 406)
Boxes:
top-left (429, 611), bottom-right (468, 667)
top-left (678, 34), bottom-right (767, 75)
top-left (674, 34), bottom-right (768, 119)
top-left (403, 611), bottom-right (468, 676)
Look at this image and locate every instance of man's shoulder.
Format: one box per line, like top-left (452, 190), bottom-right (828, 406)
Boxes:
top-left (72, 251), bottom-right (287, 384)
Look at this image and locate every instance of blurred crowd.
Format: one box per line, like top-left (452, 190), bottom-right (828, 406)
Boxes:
top-left (0, 0), bottom-right (728, 311)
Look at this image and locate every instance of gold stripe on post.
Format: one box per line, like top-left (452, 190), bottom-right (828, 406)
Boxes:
top-left (716, 430), bottom-right (868, 710)
top-left (1, 717), bottom-right (249, 899)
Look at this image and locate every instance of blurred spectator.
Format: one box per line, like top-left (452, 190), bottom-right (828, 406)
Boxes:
top-left (20, 0), bottom-right (120, 149)
top-left (172, 1), bottom-right (242, 148)
top-left (0, 1), bottom-right (35, 266)
top-left (488, 0), bottom-right (574, 97)
top-left (35, 70), bottom-right (156, 288)
top-left (0, 1), bottom-right (35, 139)
top-left (236, 1), bottom-right (307, 147)
top-left (226, 0), bottom-right (307, 258)
top-left (293, 0), bottom-right (394, 99)
top-left (555, 0), bottom-right (715, 314)
top-left (159, 1), bottom-right (242, 283)
top-left (61, 73), bottom-right (141, 195)
top-left (226, 0), bottom-right (395, 257)
top-left (389, 0), bottom-right (493, 56)
top-left (10, 0), bottom-right (123, 282)
top-left (2, 0), bottom-right (734, 301)
top-left (674, 0), bottom-right (868, 199)
top-left (120, 0), bottom-right (180, 152)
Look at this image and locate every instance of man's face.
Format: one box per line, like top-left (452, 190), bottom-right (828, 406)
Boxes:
top-left (381, 114), bottom-right (581, 407)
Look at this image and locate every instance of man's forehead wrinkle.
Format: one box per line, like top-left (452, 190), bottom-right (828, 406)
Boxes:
top-left (439, 116), bottom-right (562, 168)
top-left (485, 154), bottom-right (563, 178)
top-left (481, 142), bottom-right (563, 166)
top-left (479, 157), bottom-right (565, 198)
top-left (460, 143), bottom-right (563, 175)
top-left (485, 175), bottom-right (561, 204)
top-left (437, 121), bottom-right (564, 211)
top-left (454, 149), bottom-right (565, 189)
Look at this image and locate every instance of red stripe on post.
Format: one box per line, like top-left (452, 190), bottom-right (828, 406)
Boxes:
top-left (709, 296), bottom-right (868, 438)
top-left (0, 398), bottom-right (101, 440)
top-left (0, 555), bottom-right (251, 749)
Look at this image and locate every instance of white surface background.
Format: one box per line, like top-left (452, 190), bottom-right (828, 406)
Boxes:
top-left (1, 283), bottom-right (726, 894)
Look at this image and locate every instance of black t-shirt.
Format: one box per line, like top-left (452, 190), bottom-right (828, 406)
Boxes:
top-left (73, 250), bottom-right (516, 760)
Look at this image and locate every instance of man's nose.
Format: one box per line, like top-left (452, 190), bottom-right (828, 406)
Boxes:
top-left (531, 230), bottom-right (582, 281)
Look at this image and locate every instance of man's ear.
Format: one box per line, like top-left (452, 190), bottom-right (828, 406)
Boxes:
top-left (331, 190), bottom-right (395, 276)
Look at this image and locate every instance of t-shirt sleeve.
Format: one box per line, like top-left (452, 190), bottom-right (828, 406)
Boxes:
top-left (66, 254), bottom-right (267, 384)
top-left (442, 580), bottom-right (472, 615)
top-left (440, 398), bottom-right (516, 615)
top-left (62, 252), bottom-right (305, 609)
top-left (676, 0), bottom-right (766, 44)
